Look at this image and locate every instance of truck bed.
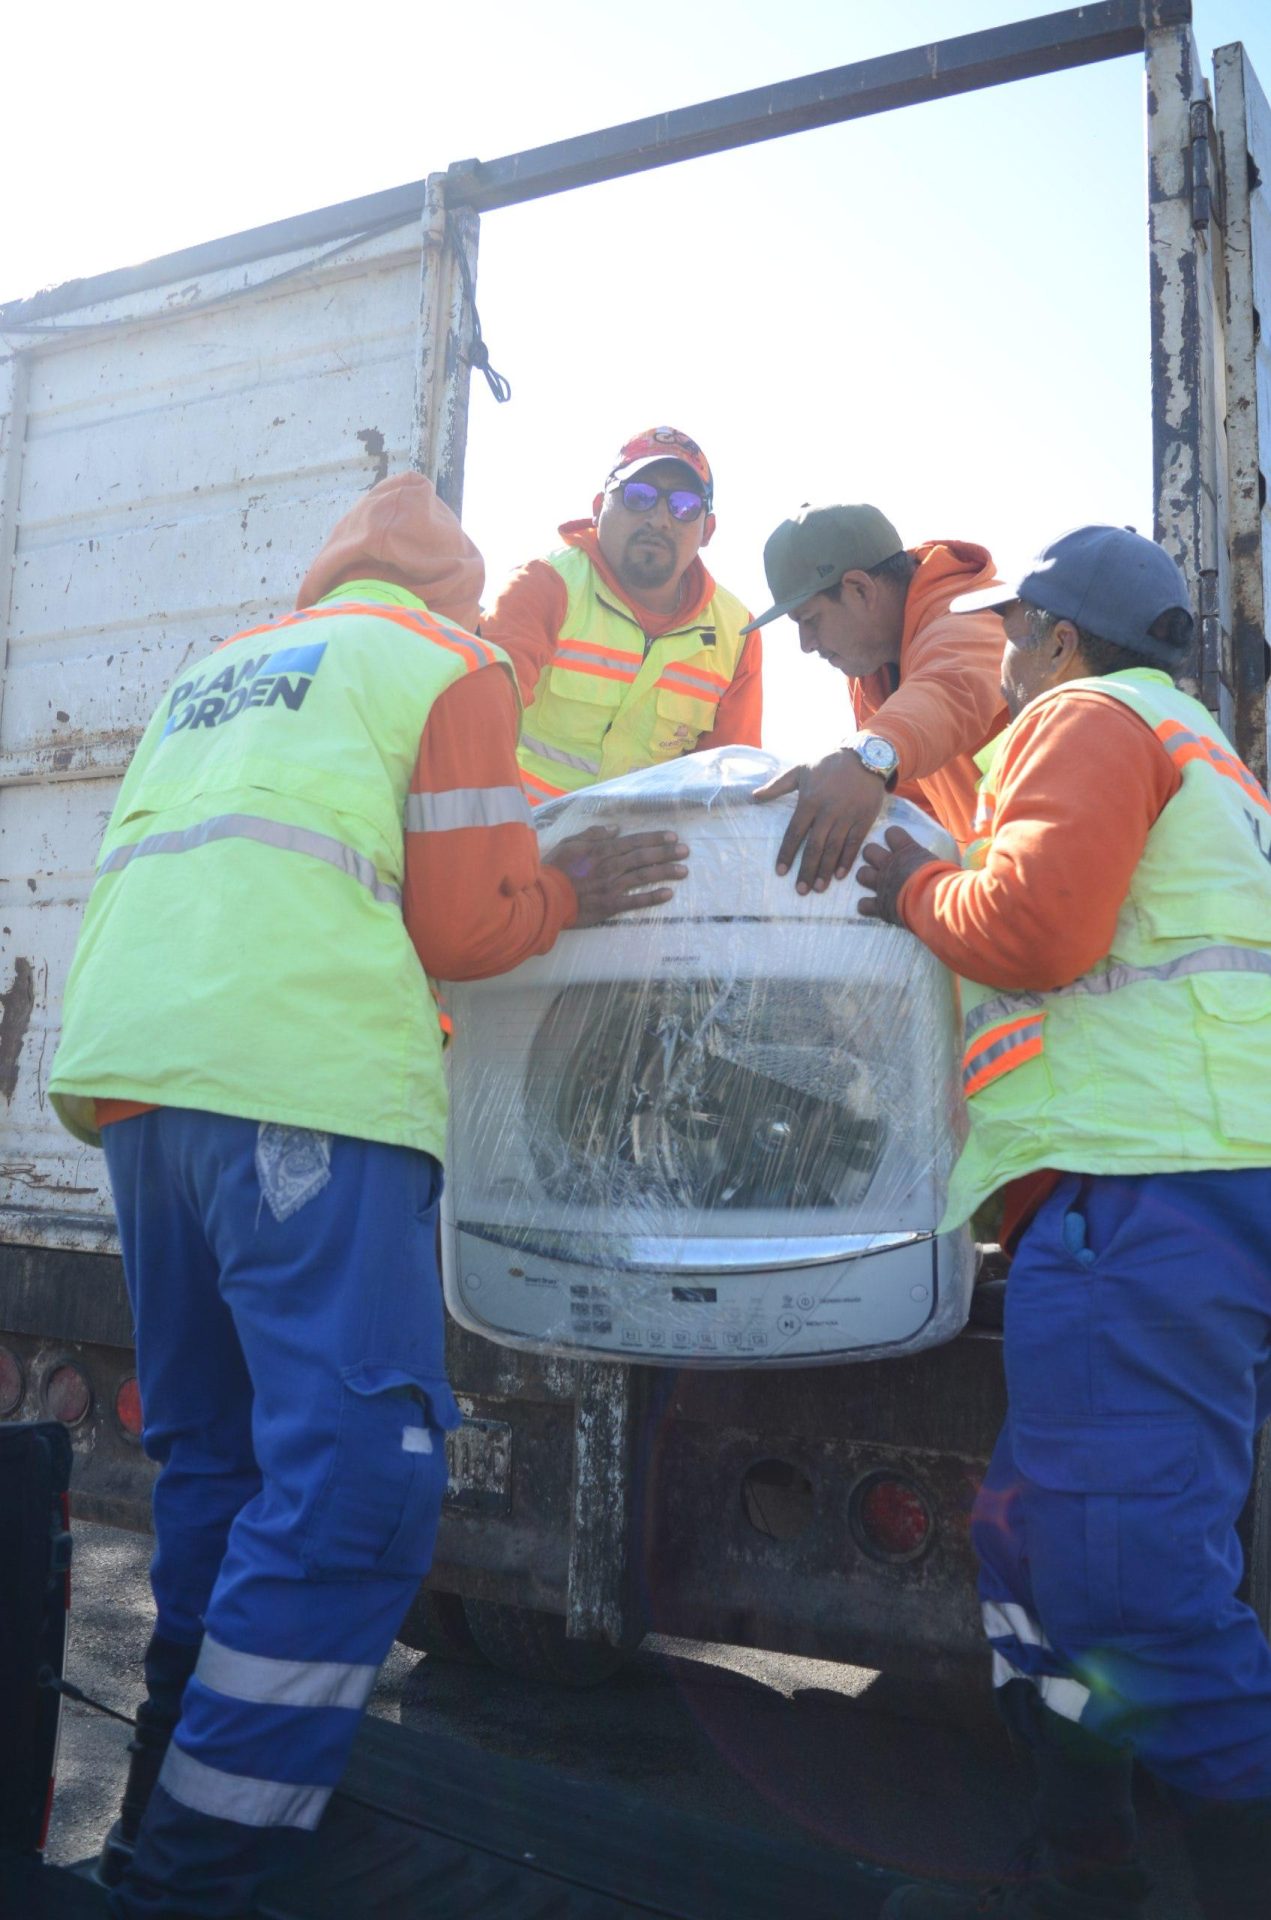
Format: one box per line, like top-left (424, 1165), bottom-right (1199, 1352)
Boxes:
top-left (3, 1715), bottom-right (895, 1918)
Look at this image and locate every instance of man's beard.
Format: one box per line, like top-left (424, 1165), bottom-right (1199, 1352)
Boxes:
top-left (618, 534), bottom-right (678, 592)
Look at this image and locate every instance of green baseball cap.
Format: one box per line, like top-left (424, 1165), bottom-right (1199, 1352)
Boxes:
top-left (742, 503), bottom-right (905, 632)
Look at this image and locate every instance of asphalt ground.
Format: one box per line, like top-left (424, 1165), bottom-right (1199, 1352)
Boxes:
top-left (46, 1521), bottom-right (1199, 1916)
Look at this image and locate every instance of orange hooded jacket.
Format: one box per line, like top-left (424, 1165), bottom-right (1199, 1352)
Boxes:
top-left (850, 541), bottom-right (1009, 847)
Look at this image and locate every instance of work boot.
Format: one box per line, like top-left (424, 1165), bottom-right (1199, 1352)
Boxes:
top-left (1176, 1793), bottom-right (1271, 1920)
top-left (98, 1633), bottom-right (201, 1888)
top-left (880, 1684), bottom-right (1149, 1920)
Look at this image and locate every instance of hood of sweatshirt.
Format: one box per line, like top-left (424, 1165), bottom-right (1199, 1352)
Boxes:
top-left (295, 472), bottom-right (485, 631)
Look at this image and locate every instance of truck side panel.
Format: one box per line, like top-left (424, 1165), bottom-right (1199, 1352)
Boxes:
top-left (0, 226), bottom-right (426, 1248)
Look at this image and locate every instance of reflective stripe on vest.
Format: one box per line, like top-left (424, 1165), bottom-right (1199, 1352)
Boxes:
top-left (654, 659), bottom-right (730, 700)
top-left (1156, 717), bottom-right (1271, 816)
top-left (521, 765), bottom-right (568, 806)
top-left (225, 598), bottom-right (504, 677)
top-left (159, 1741), bottom-right (331, 1831)
top-left (404, 786), bottom-right (531, 833)
top-left (518, 733), bottom-right (601, 775)
top-left (962, 1013), bottom-right (1045, 1096)
top-left (97, 813), bottom-right (401, 906)
top-left (964, 941), bottom-right (1271, 1046)
top-left (195, 1634), bottom-right (377, 1712)
top-left (553, 637), bottom-right (641, 684)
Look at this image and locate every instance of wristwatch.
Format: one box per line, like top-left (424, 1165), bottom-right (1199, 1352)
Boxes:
top-left (845, 732), bottom-right (900, 788)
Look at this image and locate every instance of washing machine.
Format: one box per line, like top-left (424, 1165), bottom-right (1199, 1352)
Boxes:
top-left (441, 747), bottom-right (974, 1366)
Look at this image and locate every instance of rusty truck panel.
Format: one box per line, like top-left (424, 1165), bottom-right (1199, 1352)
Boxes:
top-left (0, 221), bottom-right (431, 1246)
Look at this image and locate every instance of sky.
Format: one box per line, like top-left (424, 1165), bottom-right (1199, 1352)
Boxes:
top-left (5, 0), bottom-right (1271, 759)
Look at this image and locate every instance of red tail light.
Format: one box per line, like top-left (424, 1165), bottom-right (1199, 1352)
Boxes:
top-left (851, 1472), bottom-right (932, 1562)
top-left (45, 1363), bottom-right (92, 1427)
top-left (115, 1375), bottom-right (143, 1439)
top-left (40, 1774), bottom-right (56, 1852)
top-left (0, 1344), bottom-right (23, 1416)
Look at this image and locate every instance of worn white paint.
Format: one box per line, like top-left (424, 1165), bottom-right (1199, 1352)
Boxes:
top-left (412, 176), bottom-right (481, 516)
top-left (1146, 20), bottom-right (1232, 734)
top-left (0, 218), bottom-right (439, 1248)
top-left (1215, 40), bottom-right (1271, 781)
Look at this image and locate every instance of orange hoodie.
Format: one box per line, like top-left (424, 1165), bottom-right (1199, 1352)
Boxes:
top-left (300, 474), bottom-right (577, 978)
top-left (480, 520), bottom-right (763, 753)
top-left (98, 476), bottom-right (575, 1130)
top-left (851, 541), bottom-right (1009, 847)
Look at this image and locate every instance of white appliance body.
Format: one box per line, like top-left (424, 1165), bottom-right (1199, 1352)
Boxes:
top-left (442, 749), bottom-right (975, 1366)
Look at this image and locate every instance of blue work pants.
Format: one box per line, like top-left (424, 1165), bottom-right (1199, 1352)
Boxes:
top-left (101, 1108), bottom-right (457, 1917)
top-left (974, 1169), bottom-right (1271, 1801)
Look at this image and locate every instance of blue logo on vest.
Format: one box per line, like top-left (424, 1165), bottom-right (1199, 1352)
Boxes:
top-left (163, 640), bottom-right (328, 739)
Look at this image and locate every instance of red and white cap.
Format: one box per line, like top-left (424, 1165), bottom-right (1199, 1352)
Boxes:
top-left (607, 426), bottom-right (714, 507)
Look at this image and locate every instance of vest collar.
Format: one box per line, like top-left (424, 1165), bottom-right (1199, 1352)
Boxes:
top-left (315, 578), bottom-right (431, 613)
top-left (558, 521), bottom-right (717, 636)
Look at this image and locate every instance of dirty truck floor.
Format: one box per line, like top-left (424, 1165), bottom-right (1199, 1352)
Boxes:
top-left (4, 1713), bottom-right (898, 1918)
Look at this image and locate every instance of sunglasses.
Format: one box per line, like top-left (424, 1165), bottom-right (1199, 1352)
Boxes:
top-left (611, 479), bottom-right (707, 524)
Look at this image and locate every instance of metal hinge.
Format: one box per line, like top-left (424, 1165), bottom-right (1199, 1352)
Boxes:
top-left (1190, 97), bottom-right (1225, 233)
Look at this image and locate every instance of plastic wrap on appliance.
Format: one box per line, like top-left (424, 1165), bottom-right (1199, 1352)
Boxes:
top-left (440, 746), bottom-right (975, 1367)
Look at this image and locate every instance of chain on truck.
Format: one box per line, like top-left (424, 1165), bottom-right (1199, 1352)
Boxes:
top-left (1, 0), bottom-right (1270, 1691)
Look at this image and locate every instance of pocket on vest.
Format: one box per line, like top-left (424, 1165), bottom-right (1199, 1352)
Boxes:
top-left (546, 664), bottom-right (627, 708)
top-left (652, 685), bottom-right (717, 757)
top-left (531, 665), bottom-right (626, 758)
top-left (1189, 974), bottom-right (1271, 1145)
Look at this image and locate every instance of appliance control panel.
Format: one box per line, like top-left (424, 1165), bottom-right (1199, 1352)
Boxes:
top-left (444, 1226), bottom-right (945, 1366)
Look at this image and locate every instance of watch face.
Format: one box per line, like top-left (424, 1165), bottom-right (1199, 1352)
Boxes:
top-left (858, 737), bottom-right (897, 773)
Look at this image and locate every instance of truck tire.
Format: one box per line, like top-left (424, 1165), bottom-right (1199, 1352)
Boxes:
top-left (395, 1588), bottom-right (486, 1663)
top-left (460, 1599), bottom-right (633, 1687)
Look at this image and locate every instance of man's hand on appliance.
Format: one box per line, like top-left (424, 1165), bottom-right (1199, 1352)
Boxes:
top-left (856, 826), bottom-right (940, 926)
top-left (548, 826), bottom-right (690, 927)
top-left (754, 748), bottom-right (890, 895)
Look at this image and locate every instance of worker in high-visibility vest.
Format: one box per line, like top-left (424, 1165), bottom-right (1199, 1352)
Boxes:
top-left (858, 526), bottom-right (1271, 1920)
top-left (480, 426), bottom-right (761, 804)
top-left (744, 502), bottom-right (1009, 889)
top-left (48, 472), bottom-right (688, 1920)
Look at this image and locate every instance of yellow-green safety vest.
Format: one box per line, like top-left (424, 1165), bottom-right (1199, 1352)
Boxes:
top-left (516, 545), bottom-right (750, 805)
top-left (50, 581), bottom-right (517, 1159)
top-left (943, 668), bottom-right (1271, 1229)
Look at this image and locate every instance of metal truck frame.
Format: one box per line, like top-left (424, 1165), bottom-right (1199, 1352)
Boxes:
top-left (2, 0), bottom-right (1269, 1682)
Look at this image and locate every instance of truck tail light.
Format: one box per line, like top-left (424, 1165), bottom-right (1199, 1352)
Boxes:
top-left (45, 1363), bottom-right (92, 1427)
top-left (0, 1344), bottom-right (23, 1416)
top-left (115, 1376), bottom-right (143, 1439)
top-left (851, 1472), bottom-right (932, 1562)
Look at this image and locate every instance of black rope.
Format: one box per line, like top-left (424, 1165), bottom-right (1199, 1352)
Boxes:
top-left (39, 1667), bottom-right (137, 1729)
top-left (447, 213), bottom-right (512, 404)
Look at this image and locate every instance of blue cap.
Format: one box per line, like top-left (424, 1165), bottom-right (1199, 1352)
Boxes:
top-left (954, 526), bottom-right (1193, 665)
